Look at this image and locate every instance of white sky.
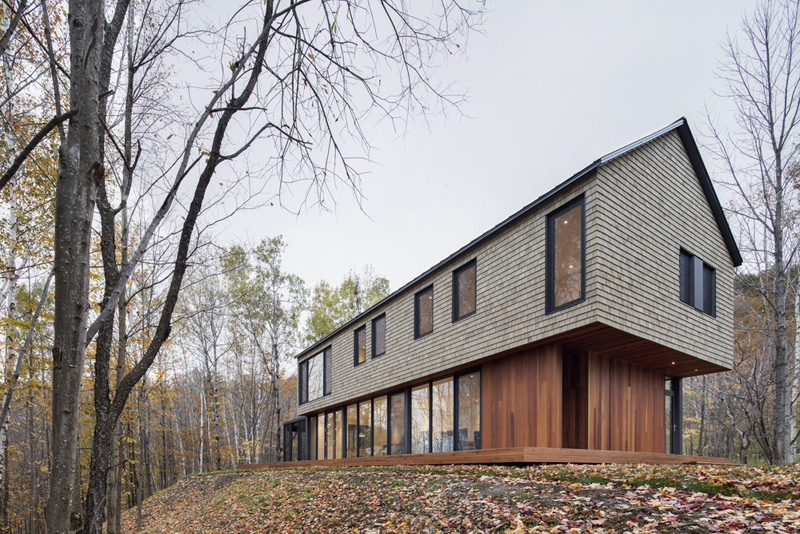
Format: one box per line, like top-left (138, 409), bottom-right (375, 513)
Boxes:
top-left (223, 0), bottom-right (755, 292)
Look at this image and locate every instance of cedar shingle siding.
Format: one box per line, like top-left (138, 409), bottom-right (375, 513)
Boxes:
top-left (297, 125), bottom-right (735, 417)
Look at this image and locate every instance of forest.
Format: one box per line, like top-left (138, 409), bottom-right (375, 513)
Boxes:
top-left (0, 0), bottom-right (798, 533)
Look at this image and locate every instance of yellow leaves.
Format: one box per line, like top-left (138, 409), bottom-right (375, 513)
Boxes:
top-left (307, 53), bottom-right (314, 60)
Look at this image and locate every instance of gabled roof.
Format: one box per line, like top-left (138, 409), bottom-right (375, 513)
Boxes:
top-left (296, 118), bottom-right (742, 360)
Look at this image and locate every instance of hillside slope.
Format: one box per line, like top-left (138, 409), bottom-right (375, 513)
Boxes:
top-left (121, 464), bottom-right (800, 533)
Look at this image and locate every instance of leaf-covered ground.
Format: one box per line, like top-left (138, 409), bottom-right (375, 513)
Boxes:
top-left (121, 463), bottom-right (800, 533)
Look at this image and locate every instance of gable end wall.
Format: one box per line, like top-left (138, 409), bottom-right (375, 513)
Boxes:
top-left (594, 130), bottom-right (734, 370)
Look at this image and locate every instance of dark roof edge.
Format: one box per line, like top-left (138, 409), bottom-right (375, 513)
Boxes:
top-left (296, 118), bottom-right (742, 361)
top-left (674, 120), bottom-right (743, 267)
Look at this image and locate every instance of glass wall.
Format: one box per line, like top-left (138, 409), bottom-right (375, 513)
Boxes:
top-left (346, 404), bottom-right (358, 458)
top-left (359, 401), bottom-right (372, 456)
top-left (457, 371), bottom-right (481, 450)
top-left (432, 377), bottom-right (454, 452)
top-left (374, 396), bottom-right (388, 456)
top-left (310, 369), bottom-right (480, 461)
top-left (411, 384), bottom-right (430, 454)
top-left (390, 393), bottom-right (406, 455)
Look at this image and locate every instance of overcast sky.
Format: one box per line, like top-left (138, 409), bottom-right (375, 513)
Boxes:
top-left (224, 0), bottom-right (755, 293)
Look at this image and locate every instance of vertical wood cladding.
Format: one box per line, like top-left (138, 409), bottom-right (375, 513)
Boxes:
top-left (587, 352), bottom-right (665, 453)
top-left (562, 352), bottom-right (588, 449)
top-left (482, 344), bottom-right (563, 448)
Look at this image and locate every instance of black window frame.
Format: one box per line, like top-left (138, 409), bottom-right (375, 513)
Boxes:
top-left (454, 367), bottom-right (482, 451)
top-left (310, 367), bottom-right (482, 460)
top-left (371, 314), bottom-right (386, 359)
top-left (679, 248), bottom-right (716, 317)
top-left (452, 259), bottom-right (478, 322)
top-left (414, 285), bottom-right (434, 339)
top-left (353, 325), bottom-right (367, 367)
top-left (299, 347), bottom-right (330, 405)
top-left (545, 194), bottom-right (586, 314)
top-left (322, 346), bottom-right (332, 396)
top-left (298, 359), bottom-right (308, 405)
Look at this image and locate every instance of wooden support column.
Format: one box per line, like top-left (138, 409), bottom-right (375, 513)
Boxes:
top-left (587, 351), bottom-right (665, 453)
top-left (481, 343), bottom-right (563, 449)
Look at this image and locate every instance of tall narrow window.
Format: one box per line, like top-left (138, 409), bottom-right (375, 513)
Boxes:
top-left (359, 401), bottom-right (372, 456)
top-left (546, 196), bottom-right (585, 312)
top-left (317, 414), bottom-right (325, 460)
top-left (372, 314), bottom-right (386, 358)
top-left (308, 416), bottom-right (317, 460)
top-left (346, 404), bottom-right (358, 458)
top-left (301, 349), bottom-right (325, 404)
top-left (432, 377), bottom-right (454, 452)
top-left (354, 326), bottom-right (366, 366)
top-left (323, 347), bottom-right (332, 395)
top-left (411, 384), bottom-right (430, 453)
top-left (334, 409), bottom-right (343, 459)
top-left (415, 286), bottom-right (434, 338)
top-left (457, 371), bottom-right (481, 451)
top-left (298, 360), bottom-right (308, 404)
top-left (373, 396), bottom-right (388, 456)
top-left (326, 412), bottom-right (334, 460)
top-left (453, 260), bottom-right (477, 321)
top-left (679, 249), bottom-right (716, 316)
top-left (390, 393), bottom-right (406, 455)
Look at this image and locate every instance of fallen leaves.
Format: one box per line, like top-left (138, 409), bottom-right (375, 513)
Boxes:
top-left (121, 463), bottom-right (800, 533)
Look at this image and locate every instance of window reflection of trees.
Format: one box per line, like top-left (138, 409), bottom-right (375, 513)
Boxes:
top-left (433, 378), bottom-right (453, 452)
top-left (358, 401), bottom-right (372, 456)
top-left (390, 394), bottom-right (406, 455)
top-left (411, 385), bottom-right (429, 453)
top-left (346, 404), bottom-right (358, 458)
top-left (355, 327), bottom-right (366, 364)
top-left (307, 353), bottom-right (323, 401)
top-left (317, 416), bottom-right (325, 460)
top-left (334, 411), bottom-right (343, 459)
top-left (554, 205), bottom-right (582, 307)
top-left (373, 396), bottom-right (388, 455)
top-left (457, 265), bottom-right (476, 317)
top-left (326, 412), bottom-right (334, 460)
top-left (373, 316), bottom-right (386, 356)
top-left (458, 372), bottom-right (481, 450)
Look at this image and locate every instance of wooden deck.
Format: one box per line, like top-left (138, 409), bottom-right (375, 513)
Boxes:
top-left (237, 447), bottom-right (732, 471)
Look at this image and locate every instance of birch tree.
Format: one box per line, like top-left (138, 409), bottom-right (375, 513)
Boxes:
top-left (707, 0), bottom-right (800, 465)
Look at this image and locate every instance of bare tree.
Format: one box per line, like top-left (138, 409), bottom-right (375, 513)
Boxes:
top-left (0, 0), bottom-right (488, 531)
top-left (706, 0), bottom-right (800, 465)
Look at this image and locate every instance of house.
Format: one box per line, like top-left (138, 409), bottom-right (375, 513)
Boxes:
top-left (281, 118), bottom-right (741, 465)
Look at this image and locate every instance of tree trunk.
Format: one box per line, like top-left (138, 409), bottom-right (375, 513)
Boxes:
top-left (773, 158), bottom-right (791, 465)
top-left (107, 8), bottom-right (134, 523)
top-left (46, 0), bottom-right (105, 530)
top-left (792, 281), bottom-right (799, 459)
